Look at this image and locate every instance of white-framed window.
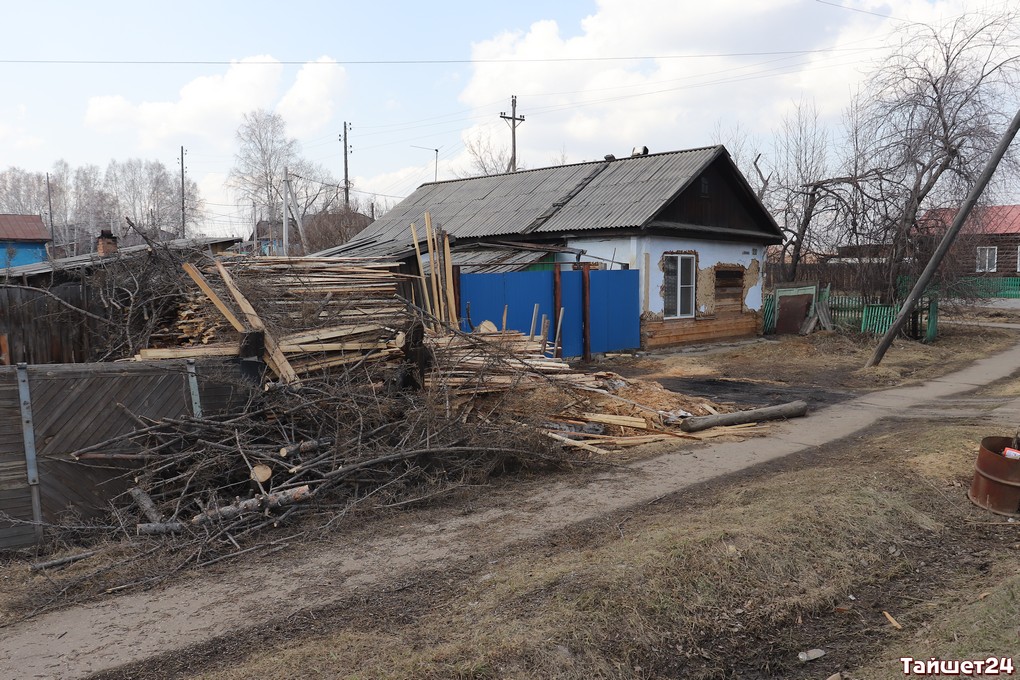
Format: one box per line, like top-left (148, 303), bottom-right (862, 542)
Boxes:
top-left (977, 246), bottom-right (997, 273)
top-left (663, 254), bottom-right (696, 318)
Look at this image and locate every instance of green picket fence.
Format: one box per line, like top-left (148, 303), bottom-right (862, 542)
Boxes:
top-left (763, 291), bottom-right (937, 340)
top-left (762, 294), bottom-right (777, 334)
top-left (861, 304), bottom-right (897, 334)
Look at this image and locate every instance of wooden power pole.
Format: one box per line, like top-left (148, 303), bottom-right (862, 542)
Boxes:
top-left (500, 95), bottom-right (524, 173)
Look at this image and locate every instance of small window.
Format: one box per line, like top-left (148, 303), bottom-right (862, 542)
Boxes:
top-left (977, 246), bottom-right (997, 272)
top-left (700, 176), bottom-right (710, 197)
top-left (663, 254), bottom-right (696, 318)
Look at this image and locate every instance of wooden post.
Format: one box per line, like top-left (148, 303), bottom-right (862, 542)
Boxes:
top-left (444, 233), bottom-right (458, 325)
top-left (424, 213), bottom-right (444, 325)
top-left (409, 223), bottom-right (433, 319)
top-left (581, 263), bottom-right (592, 363)
top-left (553, 263), bottom-right (562, 343)
top-left (501, 305), bottom-right (508, 331)
top-left (642, 252), bottom-right (651, 313)
top-left (529, 303), bottom-right (540, 342)
top-left (553, 306), bottom-right (565, 358)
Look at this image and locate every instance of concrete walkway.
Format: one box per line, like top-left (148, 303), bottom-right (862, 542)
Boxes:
top-left (4, 341), bottom-right (1020, 680)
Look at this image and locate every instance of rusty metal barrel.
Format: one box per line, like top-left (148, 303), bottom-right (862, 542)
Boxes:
top-left (969, 436), bottom-right (1020, 517)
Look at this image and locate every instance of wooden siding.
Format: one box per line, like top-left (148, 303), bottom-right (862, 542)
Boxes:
top-left (642, 312), bottom-right (758, 349)
top-left (655, 158), bottom-right (774, 237)
top-left (0, 359), bottom-right (249, 550)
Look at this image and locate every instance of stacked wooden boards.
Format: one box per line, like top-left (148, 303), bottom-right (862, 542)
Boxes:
top-left (139, 257), bottom-right (412, 381)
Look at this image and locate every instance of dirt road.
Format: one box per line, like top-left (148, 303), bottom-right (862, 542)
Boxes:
top-left (4, 341), bottom-right (1020, 680)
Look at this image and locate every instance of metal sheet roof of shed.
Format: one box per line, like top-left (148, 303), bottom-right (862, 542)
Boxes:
top-left (2, 236), bottom-right (239, 277)
top-left (317, 146), bottom-right (735, 257)
top-left (0, 214), bottom-right (50, 242)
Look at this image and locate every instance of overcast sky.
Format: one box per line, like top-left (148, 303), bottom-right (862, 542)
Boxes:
top-left (0, 0), bottom-right (1011, 236)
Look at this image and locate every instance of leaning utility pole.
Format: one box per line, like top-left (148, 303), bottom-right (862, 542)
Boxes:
top-left (500, 95), bottom-right (525, 172)
top-left (341, 121), bottom-right (350, 211)
top-left (180, 146), bottom-right (187, 238)
top-left (866, 106), bottom-right (1020, 368)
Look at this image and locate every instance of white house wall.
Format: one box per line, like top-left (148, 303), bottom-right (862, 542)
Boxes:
top-left (562, 235), bottom-right (765, 315)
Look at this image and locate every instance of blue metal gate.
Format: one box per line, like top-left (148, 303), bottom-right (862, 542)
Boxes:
top-left (458, 269), bottom-right (640, 358)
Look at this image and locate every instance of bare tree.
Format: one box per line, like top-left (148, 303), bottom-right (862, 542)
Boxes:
top-left (459, 131), bottom-right (521, 177)
top-left (228, 109), bottom-right (300, 224)
top-left (828, 10), bottom-right (1020, 300)
top-left (770, 100), bottom-right (833, 282)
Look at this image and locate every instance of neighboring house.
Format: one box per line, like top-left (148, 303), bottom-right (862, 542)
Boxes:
top-left (0, 214), bottom-right (51, 268)
top-left (918, 205), bottom-right (1020, 276)
top-left (319, 145), bottom-right (784, 349)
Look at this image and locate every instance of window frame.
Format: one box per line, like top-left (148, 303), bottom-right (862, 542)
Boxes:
top-left (663, 253), bottom-right (696, 319)
top-left (977, 246), bottom-right (998, 273)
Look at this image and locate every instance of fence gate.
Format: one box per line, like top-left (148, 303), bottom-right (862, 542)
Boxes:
top-left (458, 268), bottom-right (640, 358)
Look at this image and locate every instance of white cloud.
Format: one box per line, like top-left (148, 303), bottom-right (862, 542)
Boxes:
top-left (277, 57), bottom-right (348, 137)
top-left (84, 55), bottom-right (285, 150)
top-left (455, 0), bottom-right (989, 166)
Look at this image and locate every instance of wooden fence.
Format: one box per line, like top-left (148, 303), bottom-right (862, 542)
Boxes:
top-left (0, 359), bottom-right (252, 550)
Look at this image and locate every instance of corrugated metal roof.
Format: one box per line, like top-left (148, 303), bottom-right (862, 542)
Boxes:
top-left (2, 236), bottom-right (240, 277)
top-left (317, 145), bottom-right (781, 257)
top-left (0, 214), bottom-right (50, 242)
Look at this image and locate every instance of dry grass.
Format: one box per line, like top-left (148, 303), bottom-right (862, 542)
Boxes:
top-left (188, 421), bottom-right (1012, 680)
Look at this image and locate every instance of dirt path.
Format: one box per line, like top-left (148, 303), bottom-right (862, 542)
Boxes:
top-left (5, 342), bottom-right (1020, 680)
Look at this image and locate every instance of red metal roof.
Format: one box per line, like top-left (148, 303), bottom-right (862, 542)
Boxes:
top-left (920, 205), bottom-right (1020, 235)
top-left (0, 214), bottom-right (50, 242)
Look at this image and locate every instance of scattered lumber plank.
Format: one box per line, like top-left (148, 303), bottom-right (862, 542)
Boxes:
top-left (182, 262), bottom-right (246, 333)
top-left (680, 400), bottom-right (808, 433)
top-left (545, 431), bottom-right (612, 455)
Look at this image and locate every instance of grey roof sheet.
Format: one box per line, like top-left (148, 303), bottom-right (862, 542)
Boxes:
top-left (317, 145), bottom-right (778, 257)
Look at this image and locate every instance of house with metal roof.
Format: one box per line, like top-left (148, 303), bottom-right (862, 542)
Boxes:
top-left (324, 145), bottom-right (783, 349)
top-left (0, 214), bottom-right (51, 268)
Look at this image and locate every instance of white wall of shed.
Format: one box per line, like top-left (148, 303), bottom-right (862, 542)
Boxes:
top-left (561, 235), bottom-right (765, 314)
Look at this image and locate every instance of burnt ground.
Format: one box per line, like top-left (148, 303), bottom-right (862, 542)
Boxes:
top-left (650, 376), bottom-right (858, 408)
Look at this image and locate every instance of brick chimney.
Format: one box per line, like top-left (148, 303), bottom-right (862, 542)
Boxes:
top-left (97, 230), bottom-right (118, 256)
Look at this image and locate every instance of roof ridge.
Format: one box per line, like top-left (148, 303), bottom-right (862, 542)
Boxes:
top-left (420, 145), bottom-right (724, 187)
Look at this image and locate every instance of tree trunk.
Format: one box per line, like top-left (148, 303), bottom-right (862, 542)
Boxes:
top-left (680, 400), bottom-right (808, 433)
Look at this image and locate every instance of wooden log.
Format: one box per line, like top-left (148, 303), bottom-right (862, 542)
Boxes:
top-left (190, 485), bottom-right (311, 525)
top-left (680, 400), bottom-right (808, 433)
top-left (129, 486), bottom-right (163, 524)
top-left (279, 438), bottom-right (333, 457)
top-left (30, 551), bottom-right (97, 571)
top-left (136, 521), bottom-right (185, 535)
